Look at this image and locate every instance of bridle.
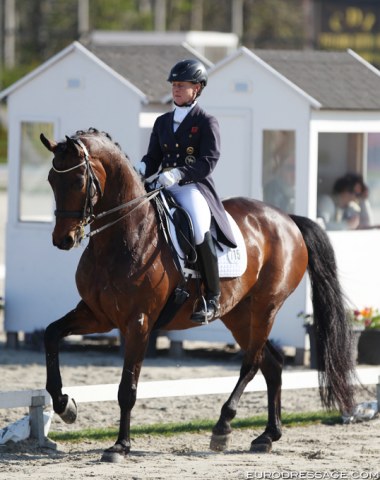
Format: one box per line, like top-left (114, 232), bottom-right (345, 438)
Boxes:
top-left (51, 137), bottom-right (162, 241)
top-left (52, 138), bottom-right (101, 223)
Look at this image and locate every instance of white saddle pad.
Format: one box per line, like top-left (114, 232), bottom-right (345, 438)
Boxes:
top-left (169, 211), bottom-right (247, 278)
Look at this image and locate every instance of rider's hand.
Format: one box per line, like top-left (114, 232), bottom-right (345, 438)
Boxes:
top-left (136, 161), bottom-right (146, 178)
top-left (157, 169), bottom-right (183, 188)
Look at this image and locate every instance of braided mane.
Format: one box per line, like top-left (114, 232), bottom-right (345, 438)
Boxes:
top-left (73, 127), bottom-right (123, 152)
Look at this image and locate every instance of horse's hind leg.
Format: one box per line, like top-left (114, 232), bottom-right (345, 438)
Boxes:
top-left (211, 292), bottom-right (284, 453)
top-left (44, 301), bottom-right (108, 423)
top-left (210, 298), bottom-right (264, 451)
top-left (250, 340), bottom-right (283, 453)
top-left (210, 339), bottom-right (283, 453)
top-left (210, 357), bottom-right (260, 451)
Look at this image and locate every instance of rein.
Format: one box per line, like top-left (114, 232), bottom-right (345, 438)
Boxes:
top-left (52, 136), bottom-right (162, 240)
top-left (84, 187), bottom-right (162, 239)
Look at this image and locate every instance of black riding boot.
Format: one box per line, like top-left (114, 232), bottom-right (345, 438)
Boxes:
top-left (191, 231), bottom-right (221, 324)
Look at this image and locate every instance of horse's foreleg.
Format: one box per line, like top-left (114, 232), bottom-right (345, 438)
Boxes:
top-left (250, 340), bottom-right (283, 453)
top-left (100, 359), bottom-right (142, 462)
top-left (101, 314), bottom-right (149, 463)
top-left (44, 301), bottom-right (107, 423)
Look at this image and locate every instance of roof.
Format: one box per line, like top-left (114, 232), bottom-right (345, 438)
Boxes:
top-left (3, 40), bottom-right (379, 111)
top-left (0, 42), bottom-right (147, 103)
top-left (209, 46), bottom-right (322, 108)
top-left (86, 43), bottom-right (212, 103)
top-left (0, 41), bottom-right (212, 104)
top-left (253, 49), bottom-right (380, 110)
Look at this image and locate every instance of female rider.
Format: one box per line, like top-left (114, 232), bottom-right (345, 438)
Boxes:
top-left (137, 59), bottom-right (236, 324)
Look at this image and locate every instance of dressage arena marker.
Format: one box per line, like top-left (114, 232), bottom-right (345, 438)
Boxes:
top-left (0, 367), bottom-right (379, 446)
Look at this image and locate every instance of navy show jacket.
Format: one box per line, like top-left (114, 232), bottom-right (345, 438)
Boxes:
top-left (142, 103), bottom-right (236, 248)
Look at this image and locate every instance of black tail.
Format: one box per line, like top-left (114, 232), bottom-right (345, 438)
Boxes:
top-left (290, 214), bottom-right (355, 413)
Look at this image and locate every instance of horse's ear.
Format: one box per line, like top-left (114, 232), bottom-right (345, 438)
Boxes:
top-left (40, 133), bottom-right (57, 152)
top-left (65, 135), bottom-right (81, 154)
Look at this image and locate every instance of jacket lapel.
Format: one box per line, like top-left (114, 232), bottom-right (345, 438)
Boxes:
top-left (164, 111), bottom-right (177, 140)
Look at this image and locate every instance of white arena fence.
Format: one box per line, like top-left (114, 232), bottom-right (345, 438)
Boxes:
top-left (0, 367), bottom-right (379, 446)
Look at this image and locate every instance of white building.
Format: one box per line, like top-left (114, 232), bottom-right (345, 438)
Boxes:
top-left (1, 43), bottom-right (380, 362)
top-left (170, 47), bottom-right (380, 358)
top-left (0, 41), bottom-right (210, 347)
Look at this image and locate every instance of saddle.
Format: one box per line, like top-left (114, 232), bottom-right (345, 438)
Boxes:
top-left (152, 190), bottom-right (247, 330)
top-left (152, 191), bottom-right (200, 330)
top-left (155, 190), bottom-right (198, 268)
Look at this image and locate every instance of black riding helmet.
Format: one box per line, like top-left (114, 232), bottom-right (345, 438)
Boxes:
top-left (167, 59), bottom-right (208, 94)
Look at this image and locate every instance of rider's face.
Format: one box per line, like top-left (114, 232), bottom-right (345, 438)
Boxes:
top-left (171, 82), bottom-right (200, 106)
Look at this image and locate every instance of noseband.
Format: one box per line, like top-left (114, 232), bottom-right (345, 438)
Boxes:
top-left (52, 138), bottom-right (102, 223)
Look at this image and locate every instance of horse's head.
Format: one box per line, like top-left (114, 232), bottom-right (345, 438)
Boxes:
top-left (41, 133), bottom-right (103, 250)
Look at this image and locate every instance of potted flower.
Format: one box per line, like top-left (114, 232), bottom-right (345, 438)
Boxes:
top-left (297, 311), bottom-right (318, 369)
top-left (298, 308), bottom-right (374, 368)
top-left (351, 307), bottom-right (380, 365)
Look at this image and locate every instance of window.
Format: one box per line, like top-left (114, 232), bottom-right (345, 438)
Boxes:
top-left (317, 132), bottom-right (380, 230)
top-left (262, 130), bottom-right (295, 214)
top-left (19, 121), bottom-right (54, 222)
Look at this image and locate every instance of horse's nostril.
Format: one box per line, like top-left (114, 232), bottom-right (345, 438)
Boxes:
top-left (53, 234), bottom-right (75, 250)
top-left (62, 235), bottom-right (75, 250)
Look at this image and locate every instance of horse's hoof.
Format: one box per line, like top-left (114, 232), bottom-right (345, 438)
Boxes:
top-left (59, 397), bottom-right (77, 424)
top-left (101, 450), bottom-right (126, 463)
top-left (210, 433), bottom-right (232, 452)
top-left (101, 443), bottom-right (130, 463)
top-left (250, 438), bottom-right (272, 453)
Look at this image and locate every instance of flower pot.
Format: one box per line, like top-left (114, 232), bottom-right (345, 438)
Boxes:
top-left (351, 327), bottom-right (364, 363)
top-left (305, 324), bottom-right (318, 369)
top-left (306, 325), bottom-right (362, 369)
top-left (358, 329), bottom-right (380, 364)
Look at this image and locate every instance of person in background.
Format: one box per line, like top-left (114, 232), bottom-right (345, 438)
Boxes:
top-left (136, 59), bottom-right (236, 324)
top-left (346, 172), bottom-right (373, 228)
top-left (317, 172), bottom-right (373, 230)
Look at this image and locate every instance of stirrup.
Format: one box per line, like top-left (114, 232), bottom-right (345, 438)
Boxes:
top-left (191, 296), bottom-right (220, 325)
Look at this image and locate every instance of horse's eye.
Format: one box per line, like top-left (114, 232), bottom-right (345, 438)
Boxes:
top-left (72, 177), bottom-right (85, 190)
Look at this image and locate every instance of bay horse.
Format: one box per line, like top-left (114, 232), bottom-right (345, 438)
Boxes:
top-left (40, 128), bottom-right (355, 463)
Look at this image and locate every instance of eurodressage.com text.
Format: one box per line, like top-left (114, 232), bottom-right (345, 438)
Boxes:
top-left (245, 472), bottom-right (380, 479)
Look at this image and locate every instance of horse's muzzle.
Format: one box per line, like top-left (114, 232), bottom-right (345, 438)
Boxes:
top-left (53, 233), bottom-right (76, 250)
top-left (52, 227), bottom-right (83, 250)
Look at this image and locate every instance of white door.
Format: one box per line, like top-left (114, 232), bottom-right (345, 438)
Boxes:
top-left (207, 108), bottom-right (252, 199)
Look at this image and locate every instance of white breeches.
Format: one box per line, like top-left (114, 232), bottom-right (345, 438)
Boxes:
top-left (168, 183), bottom-right (211, 245)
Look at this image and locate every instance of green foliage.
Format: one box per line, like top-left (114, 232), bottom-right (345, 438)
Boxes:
top-left (0, 123), bottom-right (8, 164)
top-left (15, 0), bottom-right (78, 65)
top-left (244, 0), bottom-right (305, 48)
top-left (91, 0), bottom-right (153, 30)
top-left (203, 0), bottom-right (231, 33)
top-left (167, 0), bottom-right (194, 30)
top-left (0, 64), bottom-right (39, 90)
top-left (49, 410), bottom-right (342, 443)
top-left (5, 0), bottom-right (308, 72)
